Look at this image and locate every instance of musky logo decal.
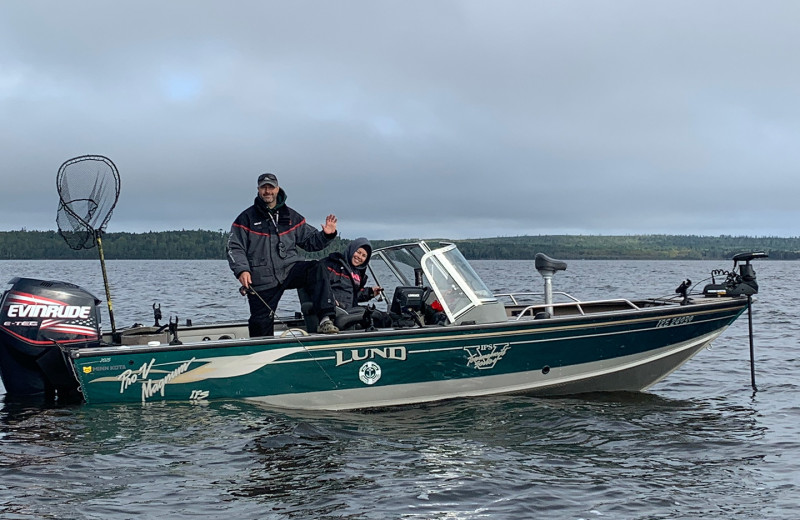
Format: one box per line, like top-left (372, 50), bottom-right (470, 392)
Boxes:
top-left (464, 343), bottom-right (511, 370)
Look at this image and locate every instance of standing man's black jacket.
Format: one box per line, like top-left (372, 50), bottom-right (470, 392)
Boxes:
top-left (226, 189), bottom-right (335, 291)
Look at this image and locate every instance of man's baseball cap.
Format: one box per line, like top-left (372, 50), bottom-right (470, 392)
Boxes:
top-left (258, 173), bottom-right (279, 188)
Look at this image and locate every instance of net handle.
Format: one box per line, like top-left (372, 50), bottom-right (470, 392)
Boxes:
top-left (96, 233), bottom-right (116, 333)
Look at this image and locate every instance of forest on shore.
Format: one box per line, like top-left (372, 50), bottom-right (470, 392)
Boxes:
top-left (1, 230), bottom-right (799, 260)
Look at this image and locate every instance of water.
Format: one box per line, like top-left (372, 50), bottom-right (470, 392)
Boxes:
top-left (0, 259), bottom-right (797, 519)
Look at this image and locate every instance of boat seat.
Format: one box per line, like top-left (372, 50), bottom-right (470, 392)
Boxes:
top-left (535, 254), bottom-right (567, 316)
top-left (298, 287), bottom-right (370, 332)
top-left (535, 253), bottom-right (567, 274)
top-left (333, 306), bottom-right (370, 330)
top-left (300, 301), bottom-right (373, 332)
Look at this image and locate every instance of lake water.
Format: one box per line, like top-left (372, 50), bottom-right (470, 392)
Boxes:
top-left (0, 258), bottom-right (797, 519)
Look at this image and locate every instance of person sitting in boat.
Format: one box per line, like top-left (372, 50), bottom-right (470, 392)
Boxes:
top-left (227, 172), bottom-right (341, 337)
top-left (321, 237), bottom-right (391, 328)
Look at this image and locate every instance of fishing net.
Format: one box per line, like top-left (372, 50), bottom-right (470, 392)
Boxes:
top-left (56, 154), bottom-right (122, 333)
top-left (56, 155), bottom-right (121, 250)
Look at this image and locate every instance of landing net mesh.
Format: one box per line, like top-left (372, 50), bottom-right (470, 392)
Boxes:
top-left (56, 155), bottom-right (120, 250)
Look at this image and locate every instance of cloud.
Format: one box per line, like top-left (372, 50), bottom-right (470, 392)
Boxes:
top-left (1, 0), bottom-right (799, 239)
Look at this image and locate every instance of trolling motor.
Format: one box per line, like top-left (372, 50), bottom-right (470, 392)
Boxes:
top-left (701, 251), bottom-right (768, 393)
top-left (702, 251), bottom-right (768, 297)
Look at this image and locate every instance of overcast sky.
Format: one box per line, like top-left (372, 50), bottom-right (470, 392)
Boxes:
top-left (1, 1), bottom-right (798, 240)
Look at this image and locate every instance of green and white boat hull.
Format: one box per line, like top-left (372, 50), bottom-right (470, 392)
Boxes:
top-left (0, 241), bottom-right (763, 409)
top-left (70, 298), bottom-right (746, 409)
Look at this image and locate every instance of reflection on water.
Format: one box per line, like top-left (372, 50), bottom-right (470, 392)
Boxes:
top-left (0, 259), bottom-right (798, 519)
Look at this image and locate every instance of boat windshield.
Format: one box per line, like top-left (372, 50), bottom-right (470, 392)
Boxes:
top-left (421, 245), bottom-right (496, 320)
top-left (372, 243), bottom-right (429, 286)
top-left (371, 241), bottom-right (497, 322)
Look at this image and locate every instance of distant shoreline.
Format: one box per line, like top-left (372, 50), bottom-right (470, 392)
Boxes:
top-left (1, 230), bottom-right (798, 260)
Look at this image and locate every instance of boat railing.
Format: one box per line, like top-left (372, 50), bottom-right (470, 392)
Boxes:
top-left (502, 296), bottom-right (642, 319)
top-left (495, 291), bottom-right (581, 305)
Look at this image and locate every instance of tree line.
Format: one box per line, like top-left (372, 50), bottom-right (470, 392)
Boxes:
top-left (1, 230), bottom-right (799, 260)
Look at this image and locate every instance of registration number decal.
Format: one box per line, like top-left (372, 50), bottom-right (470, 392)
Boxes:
top-left (656, 315), bottom-right (695, 328)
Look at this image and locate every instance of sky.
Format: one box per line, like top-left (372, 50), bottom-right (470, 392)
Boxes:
top-left (1, 0), bottom-right (799, 240)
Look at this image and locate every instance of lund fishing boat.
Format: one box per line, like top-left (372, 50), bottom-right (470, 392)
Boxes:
top-left (0, 241), bottom-right (766, 410)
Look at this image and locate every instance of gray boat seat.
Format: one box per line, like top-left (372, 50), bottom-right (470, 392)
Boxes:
top-left (535, 253), bottom-right (567, 274)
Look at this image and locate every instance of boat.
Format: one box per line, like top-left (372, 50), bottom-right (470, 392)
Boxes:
top-left (0, 240), bottom-right (767, 410)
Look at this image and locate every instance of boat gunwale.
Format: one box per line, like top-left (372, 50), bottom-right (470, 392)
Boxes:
top-left (69, 295), bottom-right (750, 359)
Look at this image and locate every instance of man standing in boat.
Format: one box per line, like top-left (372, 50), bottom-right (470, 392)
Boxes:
top-left (227, 172), bottom-right (340, 336)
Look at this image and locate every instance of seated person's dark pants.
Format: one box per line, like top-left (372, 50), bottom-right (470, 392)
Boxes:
top-left (247, 261), bottom-right (335, 337)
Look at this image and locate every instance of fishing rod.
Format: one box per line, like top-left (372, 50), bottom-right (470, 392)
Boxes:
top-left (239, 285), bottom-right (338, 389)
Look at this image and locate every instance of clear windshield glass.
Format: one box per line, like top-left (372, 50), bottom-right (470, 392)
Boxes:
top-left (372, 242), bottom-right (496, 322)
top-left (369, 243), bottom-right (430, 304)
top-left (423, 255), bottom-right (472, 317)
top-left (442, 249), bottom-right (495, 300)
top-left (422, 245), bottom-right (496, 320)
top-left (374, 244), bottom-right (426, 286)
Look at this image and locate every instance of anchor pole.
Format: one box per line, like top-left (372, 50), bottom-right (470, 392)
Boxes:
top-left (747, 295), bottom-right (757, 392)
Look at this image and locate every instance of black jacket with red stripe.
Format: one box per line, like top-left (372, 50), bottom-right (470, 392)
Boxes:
top-left (226, 190), bottom-right (336, 290)
top-left (322, 237), bottom-right (374, 310)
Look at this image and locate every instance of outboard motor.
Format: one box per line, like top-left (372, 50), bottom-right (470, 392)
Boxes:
top-left (0, 277), bottom-right (102, 400)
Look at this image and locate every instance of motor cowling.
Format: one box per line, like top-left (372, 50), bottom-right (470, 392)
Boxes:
top-left (0, 277), bottom-right (102, 399)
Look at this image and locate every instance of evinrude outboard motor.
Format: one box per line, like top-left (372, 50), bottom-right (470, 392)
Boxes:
top-left (0, 277), bottom-right (102, 400)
